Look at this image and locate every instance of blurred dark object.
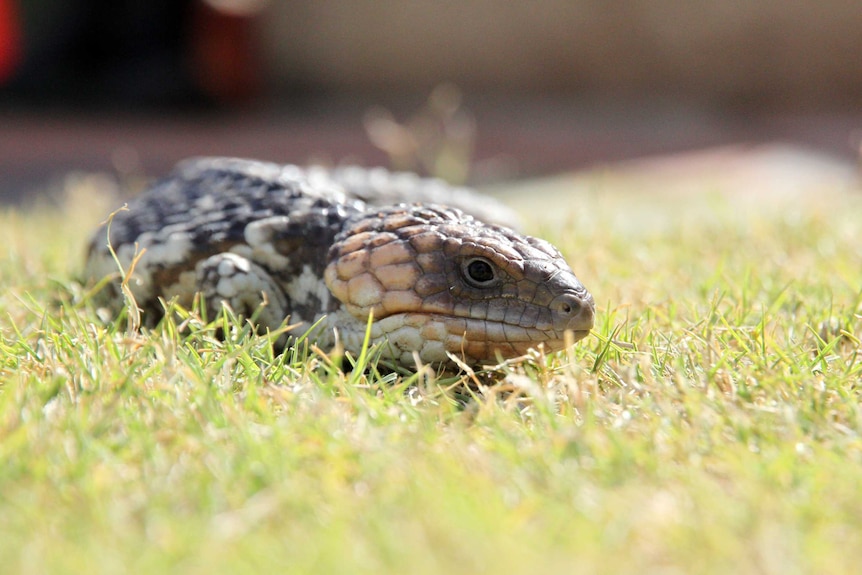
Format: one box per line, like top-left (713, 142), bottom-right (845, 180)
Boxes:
top-left (2, 0), bottom-right (261, 109)
top-left (0, 0), bottom-right (21, 82)
top-left (190, 0), bottom-right (261, 105)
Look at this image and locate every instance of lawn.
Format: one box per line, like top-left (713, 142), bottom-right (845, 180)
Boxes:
top-left (1, 165), bottom-right (861, 574)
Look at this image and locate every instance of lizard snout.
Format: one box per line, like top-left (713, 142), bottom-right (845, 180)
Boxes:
top-left (551, 291), bottom-right (595, 336)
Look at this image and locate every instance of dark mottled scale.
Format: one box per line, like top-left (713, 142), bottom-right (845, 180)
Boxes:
top-left (102, 168), bottom-right (363, 256)
top-left (86, 163), bottom-right (370, 324)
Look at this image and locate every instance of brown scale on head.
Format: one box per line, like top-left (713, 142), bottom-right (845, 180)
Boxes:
top-left (324, 204), bottom-right (595, 366)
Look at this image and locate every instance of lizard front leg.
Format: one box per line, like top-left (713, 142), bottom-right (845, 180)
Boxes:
top-left (196, 252), bottom-right (290, 334)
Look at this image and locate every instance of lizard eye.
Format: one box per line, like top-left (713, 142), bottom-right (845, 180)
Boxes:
top-left (462, 257), bottom-right (497, 287)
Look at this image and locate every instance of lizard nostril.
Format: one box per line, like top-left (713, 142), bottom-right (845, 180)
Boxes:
top-left (554, 294), bottom-right (580, 317)
top-left (552, 292), bottom-right (595, 332)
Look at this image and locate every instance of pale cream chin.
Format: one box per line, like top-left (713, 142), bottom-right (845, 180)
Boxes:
top-left (315, 309), bottom-right (562, 368)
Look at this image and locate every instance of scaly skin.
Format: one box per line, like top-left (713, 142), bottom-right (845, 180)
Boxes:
top-left (86, 157), bottom-right (594, 368)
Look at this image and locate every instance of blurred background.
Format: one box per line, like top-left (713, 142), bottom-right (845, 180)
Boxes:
top-left (1, 0), bottom-right (861, 202)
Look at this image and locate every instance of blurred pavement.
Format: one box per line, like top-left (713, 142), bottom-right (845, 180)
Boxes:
top-left (1, 100), bottom-right (860, 202)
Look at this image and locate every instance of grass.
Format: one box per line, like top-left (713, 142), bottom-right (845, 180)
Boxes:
top-left (1, 169), bottom-right (862, 574)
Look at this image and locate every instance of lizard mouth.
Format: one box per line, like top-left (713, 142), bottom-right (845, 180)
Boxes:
top-left (354, 311), bottom-right (592, 366)
top-left (567, 329), bottom-right (593, 342)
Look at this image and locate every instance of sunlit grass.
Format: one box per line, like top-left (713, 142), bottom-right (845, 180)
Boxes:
top-left (1, 173), bottom-right (861, 574)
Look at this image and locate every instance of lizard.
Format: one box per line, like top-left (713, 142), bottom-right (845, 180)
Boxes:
top-left (85, 157), bottom-right (595, 369)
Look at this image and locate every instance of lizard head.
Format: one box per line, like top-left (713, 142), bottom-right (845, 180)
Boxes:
top-left (324, 204), bottom-right (594, 368)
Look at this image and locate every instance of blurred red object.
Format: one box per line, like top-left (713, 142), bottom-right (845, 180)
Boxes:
top-left (0, 0), bottom-right (21, 82)
top-left (190, 0), bottom-right (262, 105)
